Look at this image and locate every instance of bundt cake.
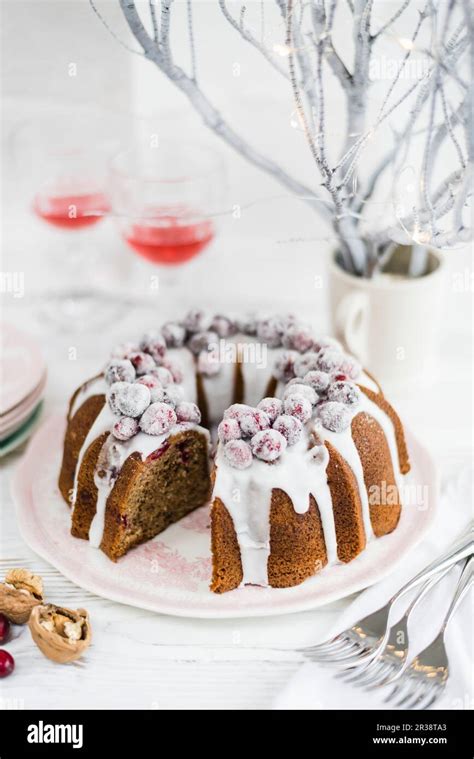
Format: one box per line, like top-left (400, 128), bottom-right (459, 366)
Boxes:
top-left (58, 311), bottom-right (410, 592)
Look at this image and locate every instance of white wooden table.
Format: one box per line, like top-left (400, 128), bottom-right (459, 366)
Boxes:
top-left (1, 217), bottom-right (472, 709)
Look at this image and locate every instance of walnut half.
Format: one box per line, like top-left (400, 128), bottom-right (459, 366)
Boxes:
top-left (28, 604), bottom-right (91, 664)
top-left (0, 568), bottom-right (44, 624)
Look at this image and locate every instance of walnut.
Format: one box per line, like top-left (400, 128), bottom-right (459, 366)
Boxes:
top-left (0, 568), bottom-right (44, 624)
top-left (28, 604), bottom-right (91, 664)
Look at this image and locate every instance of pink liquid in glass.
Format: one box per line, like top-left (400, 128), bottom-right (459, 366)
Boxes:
top-left (124, 208), bottom-right (214, 265)
top-left (34, 192), bottom-right (109, 229)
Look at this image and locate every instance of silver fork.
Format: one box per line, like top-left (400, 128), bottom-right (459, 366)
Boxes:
top-left (384, 555), bottom-right (474, 709)
top-left (336, 562), bottom-right (455, 689)
top-left (299, 524), bottom-right (473, 667)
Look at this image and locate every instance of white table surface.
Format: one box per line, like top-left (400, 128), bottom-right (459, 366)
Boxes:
top-left (0, 207), bottom-right (472, 710)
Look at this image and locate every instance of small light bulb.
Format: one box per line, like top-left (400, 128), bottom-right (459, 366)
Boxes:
top-left (398, 37), bottom-right (414, 51)
top-left (273, 43), bottom-right (292, 57)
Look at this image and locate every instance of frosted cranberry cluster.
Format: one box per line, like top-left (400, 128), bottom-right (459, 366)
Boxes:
top-left (104, 333), bottom-right (200, 442)
top-left (220, 375), bottom-right (363, 469)
top-left (218, 390), bottom-right (316, 468)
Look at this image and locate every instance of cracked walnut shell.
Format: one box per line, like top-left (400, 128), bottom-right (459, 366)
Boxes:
top-left (0, 568), bottom-right (44, 624)
top-left (28, 604), bottom-right (91, 664)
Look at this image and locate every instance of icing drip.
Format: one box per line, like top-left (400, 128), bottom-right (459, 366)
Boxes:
top-left (213, 431), bottom-right (336, 587)
top-left (70, 375), bottom-right (106, 418)
top-left (213, 392), bottom-right (405, 587)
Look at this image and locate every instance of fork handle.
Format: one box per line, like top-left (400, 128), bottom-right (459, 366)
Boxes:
top-left (441, 555), bottom-right (474, 632)
top-left (392, 524), bottom-right (473, 603)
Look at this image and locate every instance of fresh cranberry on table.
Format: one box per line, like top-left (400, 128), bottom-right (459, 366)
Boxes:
top-left (0, 613), bottom-right (11, 645)
top-left (0, 650), bottom-right (15, 678)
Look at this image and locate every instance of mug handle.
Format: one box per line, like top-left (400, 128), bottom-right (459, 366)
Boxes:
top-left (335, 292), bottom-right (368, 359)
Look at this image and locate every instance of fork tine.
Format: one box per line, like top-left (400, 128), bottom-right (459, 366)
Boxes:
top-left (336, 657), bottom-right (379, 682)
top-left (296, 635), bottom-right (346, 653)
top-left (396, 679), bottom-right (426, 708)
top-left (357, 662), bottom-right (395, 688)
top-left (384, 676), bottom-right (413, 704)
top-left (305, 641), bottom-right (365, 662)
top-left (417, 683), bottom-right (444, 710)
top-left (403, 682), bottom-right (433, 709)
top-left (364, 663), bottom-right (399, 690)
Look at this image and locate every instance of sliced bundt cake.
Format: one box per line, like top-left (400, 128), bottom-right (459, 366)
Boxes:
top-left (59, 311), bottom-right (410, 590)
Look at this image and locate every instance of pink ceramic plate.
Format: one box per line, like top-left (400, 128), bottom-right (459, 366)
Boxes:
top-left (0, 324), bottom-right (46, 415)
top-left (12, 414), bottom-right (437, 619)
top-left (0, 372), bottom-right (47, 437)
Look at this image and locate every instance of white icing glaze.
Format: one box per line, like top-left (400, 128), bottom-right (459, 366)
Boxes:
top-left (70, 375), bottom-right (106, 418)
top-left (213, 429), bottom-right (336, 587)
top-left (212, 391), bottom-right (405, 588)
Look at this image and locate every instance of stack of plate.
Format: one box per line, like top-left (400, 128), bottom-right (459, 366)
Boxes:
top-left (0, 324), bottom-right (47, 456)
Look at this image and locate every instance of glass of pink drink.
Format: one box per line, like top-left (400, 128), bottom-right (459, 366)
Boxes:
top-left (109, 141), bottom-right (224, 291)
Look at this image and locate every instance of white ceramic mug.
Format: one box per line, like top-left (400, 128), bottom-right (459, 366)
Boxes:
top-left (328, 248), bottom-right (445, 387)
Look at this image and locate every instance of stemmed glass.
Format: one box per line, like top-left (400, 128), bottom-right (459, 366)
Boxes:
top-left (17, 108), bottom-right (125, 329)
top-left (108, 140), bottom-right (225, 295)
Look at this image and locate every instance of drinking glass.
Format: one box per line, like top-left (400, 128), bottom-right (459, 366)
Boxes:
top-left (108, 140), bottom-right (225, 294)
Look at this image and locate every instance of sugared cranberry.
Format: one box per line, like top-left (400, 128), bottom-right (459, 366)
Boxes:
top-left (327, 381), bottom-right (361, 406)
top-left (210, 315), bottom-right (236, 338)
top-left (183, 309), bottom-right (211, 333)
top-left (0, 650), bottom-right (14, 678)
top-left (112, 382), bottom-right (151, 418)
top-left (175, 401), bottom-right (201, 424)
top-left (224, 403), bottom-right (254, 421)
top-left (273, 351), bottom-right (298, 382)
top-left (283, 393), bottom-right (313, 423)
top-left (303, 370), bottom-right (330, 393)
top-left (340, 357), bottom-right (361, 380)
top-left (217, 418), bottom-right (241, 443)
top-left (162, 385), bottom-right (184, 408)
top-left (112, 416), bottom-right (139, 441)
top-left (139, 402), bottom-right (177, 435)
top-left (316, 348), bottom-right (344, 373)
top-left (257, 397), bottom-right (283, 423)
top-left (188, 330), bottom-right (218, 356)
top-left (129, 351), bottom-right (156, 376)
top-left (272, 414), bottom-right (303, 445)
top-left (282, 324), bottom-right (315, 353)
top-left (152, 366), bottom-right (174, 387)
top-left (256, 317), bottom-right (284, 348)
top-left (224, 439), bottom-right (253, 469)
top-left (236, 314), bottom-right (257, 335)
top-left (283, 382), bottom-right (318, 405)
top-left (140, 331), bottom-right (167, 363)
top-left (250, 429), bottom-right (287, 462)
top-left (0, 614), bottom-right (11, 645)
top-left (318, 401), bottom-right (352, 432)
top-left (239, 409), bottom-right (271, 437)
top-left (161, 321), bottom-right (186, 348)
top-left (105, 359), bottom-right (136, 385)
top-left (293, 352), bottom-right (320, 378)
top-left (136, 374), bottom-right (164, 403)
